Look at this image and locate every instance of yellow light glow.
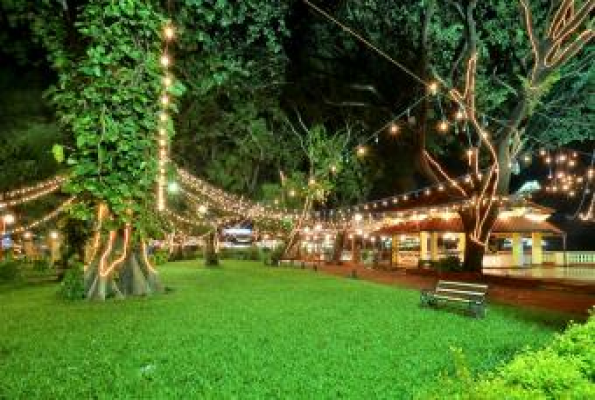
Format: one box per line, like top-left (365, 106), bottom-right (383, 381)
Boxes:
top-left (164, 25), bottom-right (175, 40)
top-left (2, 214), bottom-right (15, 225)
top-left (438, 120), bottom-right (449, 132)
top-left (428, 81), bottom-right (439, 95)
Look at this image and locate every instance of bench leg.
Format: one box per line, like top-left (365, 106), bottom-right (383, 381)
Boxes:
top-left (469, 302), bottom-right (486, 318)
top-left (420, 291), bottom-right (435, 307)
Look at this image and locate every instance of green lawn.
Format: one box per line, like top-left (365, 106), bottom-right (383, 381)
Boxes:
top-left (0, 261), bottom-right (571, 399)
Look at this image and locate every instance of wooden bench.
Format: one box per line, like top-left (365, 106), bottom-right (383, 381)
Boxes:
top-left (420, 280), bottom-right (488, 318)
top-left (279, 258), bottom-right (324, 270)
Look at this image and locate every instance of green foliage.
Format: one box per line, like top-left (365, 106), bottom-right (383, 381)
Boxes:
top-left (0, 259), bottom-right (21, 283)
top-left (433, 255), bottom-right (463, 272)
top-left (470, 315), bottom-right (595, 399)
top-left (219, 247), bottom-right (261, 261)
top-left (150, 249), bottom-right (170, 266)
top-left (0, 261), bottom-right (567, 397)
top-left (30, 258), bottom-right (52, 274)
top-left (34, 0), bottom-right (177, 229)
top-left (266, 244), bottom-right (286, 266)
top-left (431, 313), bottom-right (595, 399)
top-left (0, 67), bottom-right (66, 192)
top-left (58, 262), bottom-right (84, 300)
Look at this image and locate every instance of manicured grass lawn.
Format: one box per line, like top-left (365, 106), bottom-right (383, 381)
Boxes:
top-left (0, 261), bottom-right (571, 398)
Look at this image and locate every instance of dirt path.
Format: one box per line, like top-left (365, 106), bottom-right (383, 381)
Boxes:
top-left (310, 263), bottom-right (595, 318)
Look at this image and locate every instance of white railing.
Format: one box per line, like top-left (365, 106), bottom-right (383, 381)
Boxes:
top-left (484, 251), bottom-right (595, 267)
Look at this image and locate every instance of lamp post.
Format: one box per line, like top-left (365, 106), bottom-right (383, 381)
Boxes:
top-left (0, 213), bottom-right (15, 259)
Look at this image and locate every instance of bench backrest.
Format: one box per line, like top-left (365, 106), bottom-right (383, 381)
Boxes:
top-left (435, 280), bottom-right (488, 300)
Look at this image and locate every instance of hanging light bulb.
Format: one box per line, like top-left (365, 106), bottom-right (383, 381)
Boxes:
top-left (389, 123), bottom-right (399, 135)
top-left (161, 95), bottom-right (169, 105)
top-left (163, 75), bottom-right (173, 87)
top-left (455, 109), bottom-right (465, 120)
top-left (356, 146), bottom-right (366, 157)
top-left (438, 120), bottom-right (449, 133)
top-left (164, 24), bottom-right (175, 40)
top-left (428, 81), bottom-right (439, 95)
top-left (160, 54), bottom-right (171, 67)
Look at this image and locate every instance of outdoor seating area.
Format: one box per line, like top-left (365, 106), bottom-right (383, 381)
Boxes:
top-left (1, 0), bottom-right (593, 398)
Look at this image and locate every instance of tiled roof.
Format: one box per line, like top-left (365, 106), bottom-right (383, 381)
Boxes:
top-left (374, 215), bottom-right (563, 235)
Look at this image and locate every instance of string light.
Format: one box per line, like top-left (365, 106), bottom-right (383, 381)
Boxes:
top-left (428, 81), bottom-right (439, 95)
top-left (156, 21), bottom-right (177, 212)
top-left (0, 179), bottom-right (64, 209)
top-left (356, 146), bottom-right (366, 157)
top-left (0, 176), bottom-right (66, 203)
top-left (389, 123), bottom-right (399, 135)
top-left (437, 120), bottom-right (449, 133)
top-left (8, 196), bottom-right (76, 234)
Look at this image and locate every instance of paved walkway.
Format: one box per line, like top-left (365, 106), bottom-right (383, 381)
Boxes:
top-left (310, 263), bottom-right (595, 318)
top-left (484, 266), bottom-right (595, 282)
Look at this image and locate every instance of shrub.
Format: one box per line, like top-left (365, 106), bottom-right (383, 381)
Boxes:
top-left (58, 263), bottom-right (85, 300)
top-left (31, 258), bottom-right (53, 273)
top-left (248, 245), bottom-right (261, 261)
top-left (434, 313), bottom-right (595, 399)
top-left (434, 256), bottom-right (463, 272)
top-left (264, 244), bottom-right (285, 266)
top-left (151, 249), bottom-right (170, 266)
top-left (0, 259), bottom-right (22, 283)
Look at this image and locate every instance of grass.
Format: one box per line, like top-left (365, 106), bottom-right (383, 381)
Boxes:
top-left (0, 260), bottom-right (573, 399)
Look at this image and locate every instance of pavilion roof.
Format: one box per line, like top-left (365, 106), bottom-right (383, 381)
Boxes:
top-left (374, 215), bottom-right (563, 236)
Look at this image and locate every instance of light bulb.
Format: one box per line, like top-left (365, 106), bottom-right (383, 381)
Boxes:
top-left (428, 81), bottom-right (438, 95)
top-left (164, 25), bottom-right (175, 40)
top-left (438, 121), bottom-right (449, 132)
top-left (389, 123), bottom-right (399, 135)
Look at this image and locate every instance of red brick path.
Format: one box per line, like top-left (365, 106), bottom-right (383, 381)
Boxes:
top-left (310, 263), bottom-right (595, 318)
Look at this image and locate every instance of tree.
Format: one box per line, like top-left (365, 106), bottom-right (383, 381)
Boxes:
top-left (35, 0), bottom-right (173, 299)
top-left (282, 119), bottom-right (358, 256)
top-left (416, 0), bottom-right (594, 270)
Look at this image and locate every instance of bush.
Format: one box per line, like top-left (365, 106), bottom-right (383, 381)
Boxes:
top-left (58, 263), bottom-right (85, 300)
top-left (31, 258), bottom-right (53, 273)
top-left (151, 249), bottom-right (170, 266)
top-left (434, 313), bottom-right (595, 399)
top-left (0, 259), bottom-right (22, 283)
top-left (434, 256), bottom-right (463, 272)
top-left (264, 244), bottom-right (285, 266)
top-left (248, 245), bottom-right (261, 261)
top-left (220, 248), bottom-right (259, 260)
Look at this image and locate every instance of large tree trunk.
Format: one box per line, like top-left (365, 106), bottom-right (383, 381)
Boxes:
top-left (459, 205), bottom-right (499, 272)
top-left (332, 230), bottom-right (346, 264)
top-left (283, 196), bottom-right (313, 259)
top-left (84, 229), bottom-right (162, 300)
top-left (204, 230), bottom-right (219, 267)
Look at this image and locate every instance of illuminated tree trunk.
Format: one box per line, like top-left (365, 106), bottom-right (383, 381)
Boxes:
top-left (84, 224), bottom-right (162, 300)
top-left (204, 230), bottom-right (219, 266)
top-left (283, 196), bottom-right (313, 259)
top-left (459, 205), bottom-right (499, 272)
top-left (332, 230), bottom-right (346, 264)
